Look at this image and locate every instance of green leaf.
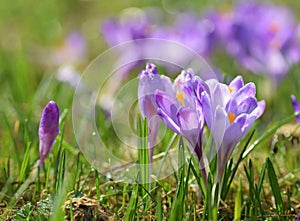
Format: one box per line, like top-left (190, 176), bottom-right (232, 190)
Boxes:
top-left (18, 140), bottom-right (31, 183)
top-left (124, 184), bottom-right (139, 221)
top-left (266, 158), bottom-right (284, 215)
top-left (234, 177), bottom-right (242, 221)
top-left (156, 192), bottom-right (163, 221)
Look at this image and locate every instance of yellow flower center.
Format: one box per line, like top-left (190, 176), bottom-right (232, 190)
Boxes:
top-left (228, 112), bottom-right (235, 124)
top-left (176, 92), bottom-right (185, 106)
top-left (228, 86), bottom-right (234, 93)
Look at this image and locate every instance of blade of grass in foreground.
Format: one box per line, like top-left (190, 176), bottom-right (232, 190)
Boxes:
top-left (2, 113), bottom-right (21, 167)
top-left (234, 176), bottom-right (242, 221)
top-left (50, 168), bottom-right (77, 221)
top-left (18, 140), bottom-right (31, 183)
top-left (266, 158), bottom-right (284, 216)
top-left (169, 157), bottom-right (192, 221)
top-left (156, 191), bottom-right (163, 221)
top-left (18, 118), bottom-right (31, 184)
top-left (137, 115), bottom-right (149, 201)
top-left (53, 123), bottom-right (65, 194)
top-left (243, 160), bottom-right (258, 219)
top-left (124, 183), bottom-right (139, 221)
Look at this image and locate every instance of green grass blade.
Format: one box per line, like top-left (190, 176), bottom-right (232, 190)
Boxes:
top-left (234, 177), bottom-right (242, 221)
top-left (178, 137), bottom-right (185, 183)
top-left (18, 141), bottom-right (31, 183)
top-left (257, 160), bottom-right (267, 194)
top-left (124, 184), bottom-right (139, 221)
top-left (137, 115), bottom-right (149, 200)
top-left (190, 157), bottom-right (206, 200)
top-left (156, 191), bottom-right (163, 221)
top-left (2, 112), bottom-right (21, 167)
top-left (266, 158), bottom-right (284, 215)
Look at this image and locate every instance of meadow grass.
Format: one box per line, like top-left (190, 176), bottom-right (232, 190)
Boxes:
top-left (1, 0), bottom-right (300, 220)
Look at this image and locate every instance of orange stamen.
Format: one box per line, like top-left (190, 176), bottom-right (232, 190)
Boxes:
top-left (228, 86), bottom-right (234, 93)
top-left (228, 112), bottom-right (235, 124)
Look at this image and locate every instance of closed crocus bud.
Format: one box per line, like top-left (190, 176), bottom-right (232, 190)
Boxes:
top-left (138, 63), bottom-right (173, 161)
top-left (39, 101), bottom-right (60, 167)
top-left (291, 95), bottom-right (300, 123)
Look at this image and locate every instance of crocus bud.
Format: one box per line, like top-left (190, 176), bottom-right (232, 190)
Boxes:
top-left (291, 95), bottom-right (300, 123)
top-left (39, 101), bottom-right (60, 167)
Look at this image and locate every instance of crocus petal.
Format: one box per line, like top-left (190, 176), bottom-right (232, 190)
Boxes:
top-left (155, 90), bottom-right (179, 123)
top-left (236, 97), bottom-right (258, 115)
top-left (232, 82), bottom-right (256, 104)
top-left (249, 100), bottom-right (266, 119)
top-left (212, 106), bottom-right (228, 150)
top-left (177, 107), bottom-right (200, 146)
top-left (138, 65), bottom-right (174, 118)
top-left (157, 107), bottom-right (181, 134)
top-left (213, 83), bottom-right (232, 109)
top-left (155, 90), bottom-right (181, 134)
top-left (201, 91), bottom-right (213, 129)
top-left (229, 76), bottom-right (244, 91)
top-left (148, 115), bottom-right (161, 158)
top-left (221, 114), bottom-right (248, 155)
top-left (139, 95), bottom-right (157, 119)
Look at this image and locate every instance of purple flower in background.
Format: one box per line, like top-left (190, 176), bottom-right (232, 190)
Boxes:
top-left (291, 95), bottom-right (300, 123)
top-left (39, 101), bottom-right (60, 167)
top-left (199, 76), bottom-right (265, 182)
top-left (101, 9), bottom-right (217, 79)
top-left (53, 31), bottom-right (87, 65)
top-left (138, 64), bottom-right (173, 161)
top-left (101, 10), bottom-right (152, 80)
top-left (101, 11), bottom-right (150, 47)
top-left (210, 2), bottom-right (300, 81)
top-left (152, 13), bottom-right (215, 58)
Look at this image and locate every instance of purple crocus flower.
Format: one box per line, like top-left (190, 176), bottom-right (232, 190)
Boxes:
top-left (210, 2), bottom-right (300, 81)
top-left (101, 9), bottom-right (217, 79)
top-left (152, 13), bottom-right (215, 58)
top-left (138, 64), bottom-right (173, 161)
top-left (291, 95), bottom-right (300, 123)
top-left (199, 76), bottom-right (265, 182)
top-left (39, 101), bottom-right (60, 167)
top-left (53, 31), bottom-right (87, 65)
top-left (155, 70), bottom-right (204, 151)
top-left (101, 12), bottom-right (150, 47)
top-left (101, 11), bottom-right (152, 80)
top-left (153, 68), bottom-right (207, 179)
